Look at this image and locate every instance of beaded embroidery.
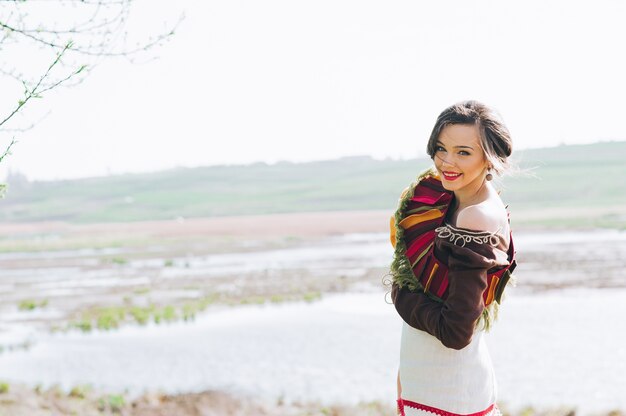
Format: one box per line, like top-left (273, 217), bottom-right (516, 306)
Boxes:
top-left (435, 223), bottom-right (502, 248)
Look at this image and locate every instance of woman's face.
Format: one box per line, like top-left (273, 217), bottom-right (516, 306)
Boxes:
top-left (433, 123), bottom-right (489, 192)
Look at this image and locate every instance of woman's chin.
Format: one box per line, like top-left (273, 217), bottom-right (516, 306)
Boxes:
top-left (440, 180), bottom-right (462, 191)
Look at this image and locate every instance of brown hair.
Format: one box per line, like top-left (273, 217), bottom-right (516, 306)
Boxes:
top-left (426, 100), bottom-right (513, 176)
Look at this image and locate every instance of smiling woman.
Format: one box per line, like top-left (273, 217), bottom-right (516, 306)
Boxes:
top-left (433, 124), bottom-right (491, 210)
top-left (388, 100), bottom-right (517, 416)
top-left (427, 103), bottom-right (513, 229)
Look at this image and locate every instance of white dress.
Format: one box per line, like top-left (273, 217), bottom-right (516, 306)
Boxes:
top-left (398, 322), bottom-right (501, 416)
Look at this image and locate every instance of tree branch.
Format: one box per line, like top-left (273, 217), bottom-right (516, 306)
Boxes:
top-left (0, 42), bottom-right (84, 128)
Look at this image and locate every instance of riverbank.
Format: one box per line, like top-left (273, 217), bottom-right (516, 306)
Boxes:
top-left (0, 211), bottom-right (394, 338)
top-left (1, 383), bottom-right (616, 416)
top-left (1, 211), bottom-right (624, 338)
top-left (1, 212), bottom-right (626, 415)
top-left (3, 289), bottom-right (626, 414)
top-left (0, 383), bottom-right (395, 416)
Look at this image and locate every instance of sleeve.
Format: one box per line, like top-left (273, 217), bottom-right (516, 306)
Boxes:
top-left (392, 237), bottom-right (507, 350)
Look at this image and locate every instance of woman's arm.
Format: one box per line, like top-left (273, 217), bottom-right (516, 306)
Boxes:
top-left (392, 210), bottom-right (509, 349)
top-left (392, 256), bottom-right (489, 350)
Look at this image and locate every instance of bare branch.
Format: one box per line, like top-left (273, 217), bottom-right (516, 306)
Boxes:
top-left (0, 42), bottom-right (84, 128)
top-left (0, 109), bottom-right (51, 133)
top-left (0, 3), bottom-right (182, 57)
top-left (0, 137), bottom-right (17, 165)
top-left (0, 0), bottom-right (180, 170)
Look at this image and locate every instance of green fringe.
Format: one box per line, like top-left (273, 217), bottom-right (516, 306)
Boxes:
top-left (479, 272), bottom-right (516, 331)
top-left (388, 165), bottom-right (513, 331)
top-left (478, 301), bottom-right (498, 331)
top-left (389, 166), bottom-right (439, 292)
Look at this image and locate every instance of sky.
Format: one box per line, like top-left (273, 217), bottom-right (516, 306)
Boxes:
top-left (1, 0), bottom-right (625, 182)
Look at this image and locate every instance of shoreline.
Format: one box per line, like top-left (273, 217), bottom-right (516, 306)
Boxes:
top-left (1, 212), bottom-right (625, 415)
top-left (0, 382), bottom-right (619, 416)
top-left (3, 290), bottom-right (626, 415)
top-left (0, 383), bottom-right (396, 416)
top-left (0, 208), bottom-right (622, 244)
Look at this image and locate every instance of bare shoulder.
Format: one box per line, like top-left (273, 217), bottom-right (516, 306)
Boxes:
top-left (456, 199), bottom-right (508, 235)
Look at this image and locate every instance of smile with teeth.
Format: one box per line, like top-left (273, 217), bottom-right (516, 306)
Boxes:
top-left (442, 171), bottom-right (462, 181)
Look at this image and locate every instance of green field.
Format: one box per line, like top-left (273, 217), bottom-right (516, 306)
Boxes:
top-left (1, 141), bottom-right (625, 228)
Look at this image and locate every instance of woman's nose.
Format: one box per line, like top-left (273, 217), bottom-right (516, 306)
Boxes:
top-left (436, 153), bottom-right (456, 168)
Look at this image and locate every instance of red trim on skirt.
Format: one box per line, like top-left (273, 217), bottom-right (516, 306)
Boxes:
top-left (397, 398), bottom-right (496, 416)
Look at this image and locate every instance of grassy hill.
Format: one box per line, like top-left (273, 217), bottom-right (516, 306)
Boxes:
top-left (1, 141), bottom-right (625, 228)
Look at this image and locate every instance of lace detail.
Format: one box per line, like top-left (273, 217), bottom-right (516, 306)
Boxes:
top-left (435, 223), bottom-right (501, 248)
top-left (397, 398), bottom-right (497, 416)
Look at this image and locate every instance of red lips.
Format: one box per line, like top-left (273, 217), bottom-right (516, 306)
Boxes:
top-left (442, 171), bottom-right (462, 181)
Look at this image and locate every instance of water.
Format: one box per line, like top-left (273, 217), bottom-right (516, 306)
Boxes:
top-left (1, 229), bottom-right (625, 299)
top-left (1, 229), bottom-right (626, 412)
top-left (1, 290), bottom-right (625, 413)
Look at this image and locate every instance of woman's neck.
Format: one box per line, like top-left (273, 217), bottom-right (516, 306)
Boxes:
top-left (453, 180), bottom-right (492, 211)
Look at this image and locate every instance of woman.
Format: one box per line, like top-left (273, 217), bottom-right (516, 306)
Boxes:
top-left (389, 100), bottom-right (517, 416)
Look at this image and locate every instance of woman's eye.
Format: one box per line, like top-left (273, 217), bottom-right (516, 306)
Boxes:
top-left (435, 146), bottom-right (446, 152)
top-left (458, 151), bottom-right (470, 156)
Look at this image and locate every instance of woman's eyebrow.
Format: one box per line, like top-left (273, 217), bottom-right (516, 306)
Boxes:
top-left (436, 140), bottom-right (474, 150)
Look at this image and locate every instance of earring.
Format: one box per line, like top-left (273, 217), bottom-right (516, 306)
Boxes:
top-left (486, 168), bottom-right (493, 181)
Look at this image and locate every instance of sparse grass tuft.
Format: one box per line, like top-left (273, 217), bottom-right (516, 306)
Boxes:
top-left (96, 307), bottom-right (126, 330)
top-left (71, 319), bottom-right (93, 333)
top-left (130, 306), bottom-right (153, 325)
top-left (18, 299), bottom-right (48, 311)
top-left (303, 291), bottom-right (322, 302)
top-left (107, 394), bottom-right (125, 412)
top-left (68, 384), bottom-right (91, 399)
